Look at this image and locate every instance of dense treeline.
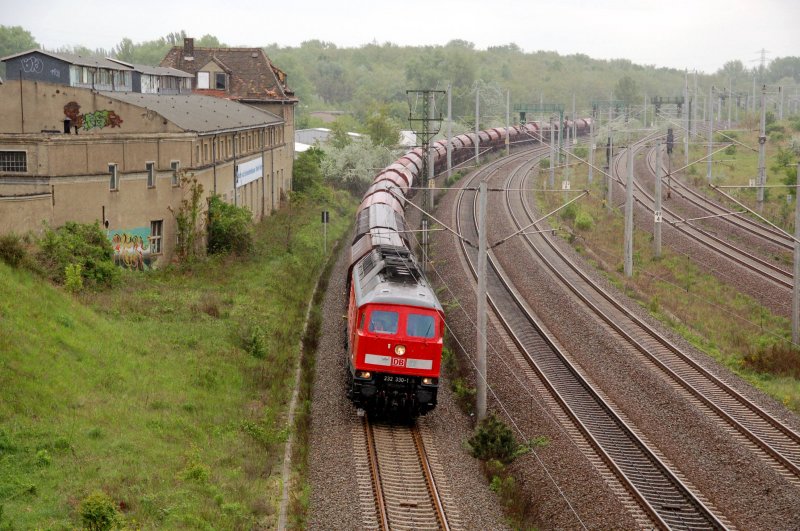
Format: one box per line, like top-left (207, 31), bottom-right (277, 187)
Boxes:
top-left (2, 25), bottom-right (799, 128)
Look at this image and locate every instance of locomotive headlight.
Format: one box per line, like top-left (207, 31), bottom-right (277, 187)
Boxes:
top-left (394, 345), bottom-right (406, 356)
top-left (357, 371), bottom-right (372, 379)
top-left (422, 377), bottom-right (437, 385)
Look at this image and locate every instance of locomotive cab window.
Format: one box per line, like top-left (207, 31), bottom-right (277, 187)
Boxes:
top-left (406, 313), bottom-right (436, 339)
top-left (369, 310), bottom-right (398, 334)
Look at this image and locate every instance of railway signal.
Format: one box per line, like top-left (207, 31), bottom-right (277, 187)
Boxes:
top-left (666, 128), bottom-right (674, 155)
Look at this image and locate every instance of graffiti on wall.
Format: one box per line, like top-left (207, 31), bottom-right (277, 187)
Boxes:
top-left (108, 227), bottom-right (152, 270)
top-left (21, 56), bottom-right (43, 73)
top-left (64, 102), bottom-right (123, 131)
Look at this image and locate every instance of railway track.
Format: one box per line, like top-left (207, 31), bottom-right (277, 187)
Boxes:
top-left (613, 141), bottom-right (793, 289)
top-left (503, 146), bottom-right (800, 485)
top-left (355, 414), bottom-right (459, 530)
top-left (454, 149), bottom-right (728, 530)
top-left (643, 145), bottom-right (793, 252)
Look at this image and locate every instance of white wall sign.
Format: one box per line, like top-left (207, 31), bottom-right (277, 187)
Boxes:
top-left (236, 157), bottom-right (263, 188)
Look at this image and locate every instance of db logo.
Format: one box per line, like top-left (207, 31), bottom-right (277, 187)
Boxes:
top-left (391, 358), bottom-right (406, 367)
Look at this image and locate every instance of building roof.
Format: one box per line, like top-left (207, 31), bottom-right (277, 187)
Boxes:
top-left (0, 49), bottom-right (194, 79)
top-left (0, 49), bottom-right (130, 70)
top-left (102, 91), bottom-right (283, 134)
top-left (105, 58), bottom-right (193, 77)
top-left (160, 42), bottom-right (296, 103)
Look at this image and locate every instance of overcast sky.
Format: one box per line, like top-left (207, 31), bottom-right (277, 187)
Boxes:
top-left (2, 0), bottom-right (797, 73)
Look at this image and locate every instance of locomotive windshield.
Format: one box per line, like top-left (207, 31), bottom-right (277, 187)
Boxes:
top-left (406, 313), bottom-right (436, 338)
top-left (369, 310), bottom-right (399, 334)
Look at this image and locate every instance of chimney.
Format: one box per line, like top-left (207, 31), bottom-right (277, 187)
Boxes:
top-left (183, 38), bottom-right (194, 61)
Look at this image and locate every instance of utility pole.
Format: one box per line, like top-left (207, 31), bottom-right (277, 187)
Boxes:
top-left (564, 124), bottom-right (571, 201)
top-left (779, 86), bottom-right (784, 120)
top-left (607, 135), bottom-right (613, 211)
top-left (549, 117), bottom-right (555, 188)
top-left (728, 78), bottom-right (732, 127)
top-left (588, 110), bottom-right (595, 184)
top-left (406, 89), bottom-right (445, 268)
top-left (624, 148), bottom-right (634, 277)
top-left (655, 142), bottom-right (662, 258)
top-left (447, 84), bottom-right (452, 176)
top-left (506, 89), bottom-right (510, 157)
top-left (757, 84), bottom-right (767, 205)
top-left (428, 91), bottom-right (435, 210)
top-left (476, 181), bottom-right (488, 421)
top-left (794, 164), bottom-right (800, 344)
top-left (475, 87), bottom-right (480, 165)
top-left (572, 93), bottom-right (577, 141)
top-left (707, 85), bottom-right (714, 183)
top-left (607, 101), bottom-right (613, 211)
top-left (643, 92), bottom-right (647, 128)
top-left (685, 72), bottom-right (690, 167)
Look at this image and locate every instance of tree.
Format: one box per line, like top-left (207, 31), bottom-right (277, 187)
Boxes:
top-left (767, 56), bottom-right (800, 83)
top-left (329, 117), bottom-right (354, 149)
top-left (292, 147), bottom-right (324, 193)
top-left (718, 59), bottom-right (746, 80)
top-left (614, 75), bottom-right (639, 108)
top-left (0, 25), bottom-right (38, 77)
top-left (365, 107), bottom-right (400, 147)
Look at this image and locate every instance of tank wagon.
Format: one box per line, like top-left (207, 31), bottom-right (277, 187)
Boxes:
top-left (346, 117), bottom-right (592, 416)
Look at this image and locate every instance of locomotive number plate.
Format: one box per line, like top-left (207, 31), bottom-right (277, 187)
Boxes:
top-left (384, 375), bottom-right (409, 384)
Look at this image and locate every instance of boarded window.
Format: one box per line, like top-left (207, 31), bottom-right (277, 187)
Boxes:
top-left (146, 161), bottom-right (155, 188)
top-left (197, 72), bottom-right (210, 89)
top-left (109, 164), bottom-right (118, 191)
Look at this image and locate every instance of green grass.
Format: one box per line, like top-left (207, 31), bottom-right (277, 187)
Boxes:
top-left (0, 190), bottom-right (356, 529)
top-left (537, 147), bottom-right (800, 413)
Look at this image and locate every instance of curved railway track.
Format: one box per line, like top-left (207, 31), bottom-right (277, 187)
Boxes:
top-left (454, 148), bottom-right (728, 530)
top-left (510, 145), bottom-right (800, 486)
top-left (356, 414), bottom-right (459, 530)
top-left (612, 141), bottom-right (793, 289)
top-left (643, 145), bottom-right (793, 252)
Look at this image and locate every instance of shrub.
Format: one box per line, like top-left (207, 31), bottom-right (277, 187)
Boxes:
top-left (724, 144), bottom-right (737, 156)
top-left (206, 195), bottom-right (254, 256)
top-left (539, 158), bottom-right (550, 170)
top-left (65, 263), bottom-right (83, 293)
top-left (292, 147), bottom-right (324, 193)
top-left (575, 211), bottom-right (594, 231)
top-left (0, 233), bottom-right (27, 268)
top-left (742, 343), bottom-right (800, 378)
top-left (467, 414), bottom-right (528, 464)
top-left (243, 323), bottom-right (267, 359)
top-left (38, 221), bottom-right (119, 288)
top-left (174, 173), bottom-right (205, 261)
top-left (573, 146), bottom-right (588, 159)
top-left (79, 491), bottom-right (121, 531)
top-left (560, 202), bottom-right (578, 221)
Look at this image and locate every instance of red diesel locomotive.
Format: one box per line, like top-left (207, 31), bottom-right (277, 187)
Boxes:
top-left (346, 117), bottom-right (592, 416)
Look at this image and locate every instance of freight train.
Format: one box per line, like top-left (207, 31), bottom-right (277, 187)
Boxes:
top-left (346, 117), bottom-right (592, 417)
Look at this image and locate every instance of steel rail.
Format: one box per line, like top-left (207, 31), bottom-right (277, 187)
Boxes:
top-left (512, 146), bottom-right (800, 482)
top-left (643, 145), bottom-right (792, 250)
top-left (411, 425), bottom-right (451, 531)
top-left (364, 415), bottom-right (390, 531)
top-left (613, 142), bottom-right (792, 288)
top-left (454, 152), bottom-right (726, 530)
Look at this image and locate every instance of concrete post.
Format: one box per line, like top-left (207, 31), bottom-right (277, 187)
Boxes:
top-left (476, 181), bottom-right (488, 421)
top-left (655, 142), bottom-right (662, 258)
top-left (624, 148), bottom-right (634, 277)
